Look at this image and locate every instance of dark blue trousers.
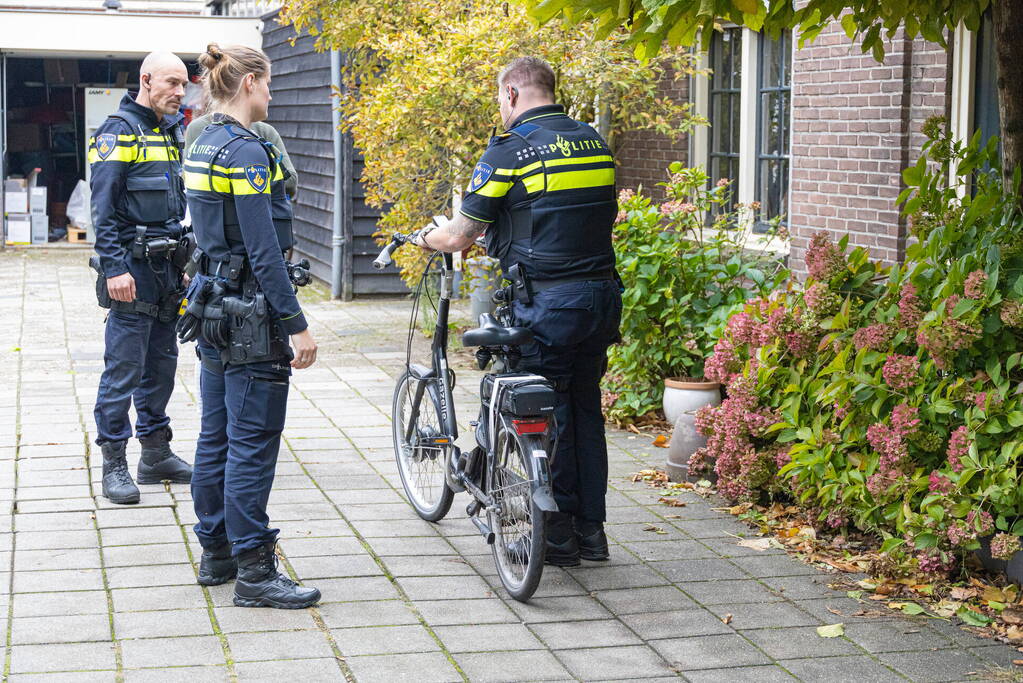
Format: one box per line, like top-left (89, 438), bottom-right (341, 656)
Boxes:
top-left (512, 280), bottom-right (622, 524)
top-left (191, 341), bottom-right (290, 555)
top-left (94, 254), bottom-right (179, 444)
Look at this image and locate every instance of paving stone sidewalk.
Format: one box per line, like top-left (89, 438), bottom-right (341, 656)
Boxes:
top-left (0, 248), bottom-right (1018, 682)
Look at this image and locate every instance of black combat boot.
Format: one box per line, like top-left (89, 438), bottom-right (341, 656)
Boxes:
top-left (137, 427), bottom-right (193, 485)
top-left (234, 542), bottom-right (321, 609)
top-left (576, 519), bottom-right (610, 562)
top-left (197, 543), bottom-right (237, 586)
top-left (101, 440), bottom-right (140, 505)
top-left (544, 512), bottom-right (581, 567)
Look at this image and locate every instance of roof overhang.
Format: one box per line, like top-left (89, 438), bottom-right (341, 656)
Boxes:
top-left (0, 10), bottom-right (263, 58)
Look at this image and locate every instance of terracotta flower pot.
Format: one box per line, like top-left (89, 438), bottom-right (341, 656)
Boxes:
top-left (663, 378), bottom-right (722, 483)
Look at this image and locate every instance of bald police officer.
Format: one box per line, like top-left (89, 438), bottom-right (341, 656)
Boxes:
top-left (90, 52), bottom-right (194, 504)
top-left (413, 57), bottom-right (622, 567)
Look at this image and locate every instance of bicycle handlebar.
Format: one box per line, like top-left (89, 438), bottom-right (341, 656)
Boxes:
top-left (372, 232), bottom-right (412, 270)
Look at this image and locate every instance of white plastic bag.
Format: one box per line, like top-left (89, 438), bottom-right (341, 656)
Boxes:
top-left (67, 180), bottom-right (92, 230)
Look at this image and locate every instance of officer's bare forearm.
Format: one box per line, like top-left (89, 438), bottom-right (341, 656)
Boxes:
top-left (422, 215), bottom-right (488, 252)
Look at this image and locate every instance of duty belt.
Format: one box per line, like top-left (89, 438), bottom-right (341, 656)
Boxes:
top-left (531, 272), bottom-right (615, 294)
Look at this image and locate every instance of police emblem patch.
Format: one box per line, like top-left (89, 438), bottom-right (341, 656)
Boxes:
top-left (467, 162), bottom-right (494, 193)
top-left (96, 134), bottom-right (117, 161)
top-left (245, 164), bottom-right (269, 192)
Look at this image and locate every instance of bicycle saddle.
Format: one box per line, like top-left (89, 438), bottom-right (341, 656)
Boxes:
top-left (462, 313), bottom-right (533, 347)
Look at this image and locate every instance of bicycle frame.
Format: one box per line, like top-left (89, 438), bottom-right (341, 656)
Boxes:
top-left (402, 252), bottom-right (460, 472)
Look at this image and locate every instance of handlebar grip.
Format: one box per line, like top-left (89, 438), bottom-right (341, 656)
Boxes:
top-left (372, 240), bottom-right (401, 270)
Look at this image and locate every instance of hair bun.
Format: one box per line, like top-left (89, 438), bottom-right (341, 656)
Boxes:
top-left (206, 43), bottom-right (223, 62)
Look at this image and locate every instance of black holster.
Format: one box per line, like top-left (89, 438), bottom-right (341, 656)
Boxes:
top-left (89, 255), bottom-right (112, 309)
top-left (222, 291), bottom-right (285, 364)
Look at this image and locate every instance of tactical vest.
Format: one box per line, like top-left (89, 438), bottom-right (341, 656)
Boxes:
top-left (484, 119), bottom-right (617, 282)
top-left (212, 124), bottom-right (293, 255)
top-left (97, 106), bottom-right (186, 234)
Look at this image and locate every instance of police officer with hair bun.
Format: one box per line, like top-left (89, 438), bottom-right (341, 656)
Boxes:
top-left (181, 43), bottom-right (320, 609)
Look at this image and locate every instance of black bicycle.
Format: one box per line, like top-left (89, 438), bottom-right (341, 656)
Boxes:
top-left (373, 233), bottom-right (559, 602)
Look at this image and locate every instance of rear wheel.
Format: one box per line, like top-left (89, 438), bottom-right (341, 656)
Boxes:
top-left (392, 371), bottom-right (454, 522)
top-left (488, 425), bottom-right (546, 602)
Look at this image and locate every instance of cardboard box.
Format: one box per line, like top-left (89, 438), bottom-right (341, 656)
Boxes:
top-left (5, 214), bottom-right (31, 245)
top-left (4, 179), bottom-right (28, 213)
top-left (30, 214), bottom-right (48, 244)
top-left (29, 187), bottom-right (47, 214)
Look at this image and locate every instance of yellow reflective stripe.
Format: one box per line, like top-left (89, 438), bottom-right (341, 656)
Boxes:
top-left (185, 159), bottom-right (283, 180)
top-left (494, 160), bottom-right (542, 177)
top-left (134, 146), bottom-right (179, 162)
top-left (493, 155), bottom-right (613, 178)
top-left (546, 167), bottom-right (615, 192)
top-left (459, 208), bottom-right (494, 223)
top-left (522, 173), bottom-right (545, 193)
top-left (184, 160), bottom-right (239, 175)
top-left (184, 170), bottom-right (270, 195)
top-left (544, 154), bottom-right (613, 168)
top-left (88, 146), bottom-right (137, 163)
top-left (475, 179), bottom-right (513, 198)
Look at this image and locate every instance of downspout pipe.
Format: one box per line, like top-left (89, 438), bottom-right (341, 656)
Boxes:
top-left (330, 49), bottom-right (343, 298)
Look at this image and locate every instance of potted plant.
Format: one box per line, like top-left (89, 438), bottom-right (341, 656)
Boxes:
top-left (606, 164), bottom-right (788, 480)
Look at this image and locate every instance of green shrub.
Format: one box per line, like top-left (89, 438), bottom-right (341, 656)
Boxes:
top-left (603, 164), bottom-right (788, 422)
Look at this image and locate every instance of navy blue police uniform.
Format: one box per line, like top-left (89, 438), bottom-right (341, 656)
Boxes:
top-left (459, 104), bottom-right (622, 529)
top-left (183, 116), bottom-right (304, 558)
top-left (89, 93), bottom-right (187, 450)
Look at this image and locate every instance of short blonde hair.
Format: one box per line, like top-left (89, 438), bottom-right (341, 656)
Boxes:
top-left (498, 57), bottom-right (555, 98)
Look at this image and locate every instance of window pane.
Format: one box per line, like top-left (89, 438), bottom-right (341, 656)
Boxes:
top-left (708, 27), bottom-right (744, 212)
top-left (974, 9), bottom-right (1000, 151)
top-left (755, 30), bottom-right (792, 230)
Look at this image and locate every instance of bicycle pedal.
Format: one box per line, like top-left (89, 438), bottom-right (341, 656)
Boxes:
top-left (465, 500), bottom-right (482, 517)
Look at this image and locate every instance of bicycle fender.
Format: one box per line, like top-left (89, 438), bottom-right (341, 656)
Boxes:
top-left (407, 363), bottom-right (436, 381)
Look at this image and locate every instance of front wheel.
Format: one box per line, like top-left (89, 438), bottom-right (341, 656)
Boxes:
top-left (488, 426), bottom-right (547, 602)
top-left (392, 371), bottom-right (454, 522)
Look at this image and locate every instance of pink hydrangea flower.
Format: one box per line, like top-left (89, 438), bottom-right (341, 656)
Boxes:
top-left (853, 323), bottom-right (893, 351)
top-left (946, 426), bottom-right (970, 473)
top-left (991, 533), bottom-right (1022, 561)
top-left (805, 232), bottom-right (845, 282)
top-left (1001, 300), bottom-right (1023, 328)
top-left (897, 283), bottom-right (924, 330)
top-left (964, 270), bottom-right (988, 299)
top-left (882, 354), bottom-right (920, 391)
top-left (928, 471), bottom-right (953, 494)
top-left (891, 403), bottom-right (920, 437)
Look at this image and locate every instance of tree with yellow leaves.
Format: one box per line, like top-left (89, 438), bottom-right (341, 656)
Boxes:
top-left (281, 0), bottom-right (702, 283)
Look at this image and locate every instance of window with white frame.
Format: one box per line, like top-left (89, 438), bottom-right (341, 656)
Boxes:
top-left (693, 28), bottom-right (792, 231)
top-left (708, 27), bottom-right (744, 213)
top-left (949, 10), bottom-right (1002, 187)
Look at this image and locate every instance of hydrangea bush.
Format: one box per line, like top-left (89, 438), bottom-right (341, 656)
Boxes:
top-left (698, 119), bottom-right (1023, 575)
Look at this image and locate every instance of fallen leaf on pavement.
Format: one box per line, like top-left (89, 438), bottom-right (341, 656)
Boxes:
top-left (723, 613), bottom-right (732, 624)
top-left (736, 537), bottom-right (784, 551)
top-left (643, 524), bottom-right (667, 534)
top-left (817, 623), bottom-right (844, 638)
top-left (1003, 609), bottom-right (1023, 625)
top-left (658, 497), bottom-right (686, 507)
top-left (652, 434), bottom-right (669, 448)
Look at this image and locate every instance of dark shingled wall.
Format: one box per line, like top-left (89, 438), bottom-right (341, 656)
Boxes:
top-left (261, 13), bottom-right (405, 295)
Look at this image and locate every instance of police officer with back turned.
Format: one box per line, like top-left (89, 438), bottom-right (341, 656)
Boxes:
top-left (179, 43), bottom-right (320, 609)
top-left (413, 57), bottom-right (622, 567)
top-left (90, 52), bottom-right (194, 505)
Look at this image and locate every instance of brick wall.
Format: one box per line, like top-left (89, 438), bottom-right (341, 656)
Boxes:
top-left (787, 21), bottom-right (949, 276)
top-left (614, 70), bottom-right (690, 197)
